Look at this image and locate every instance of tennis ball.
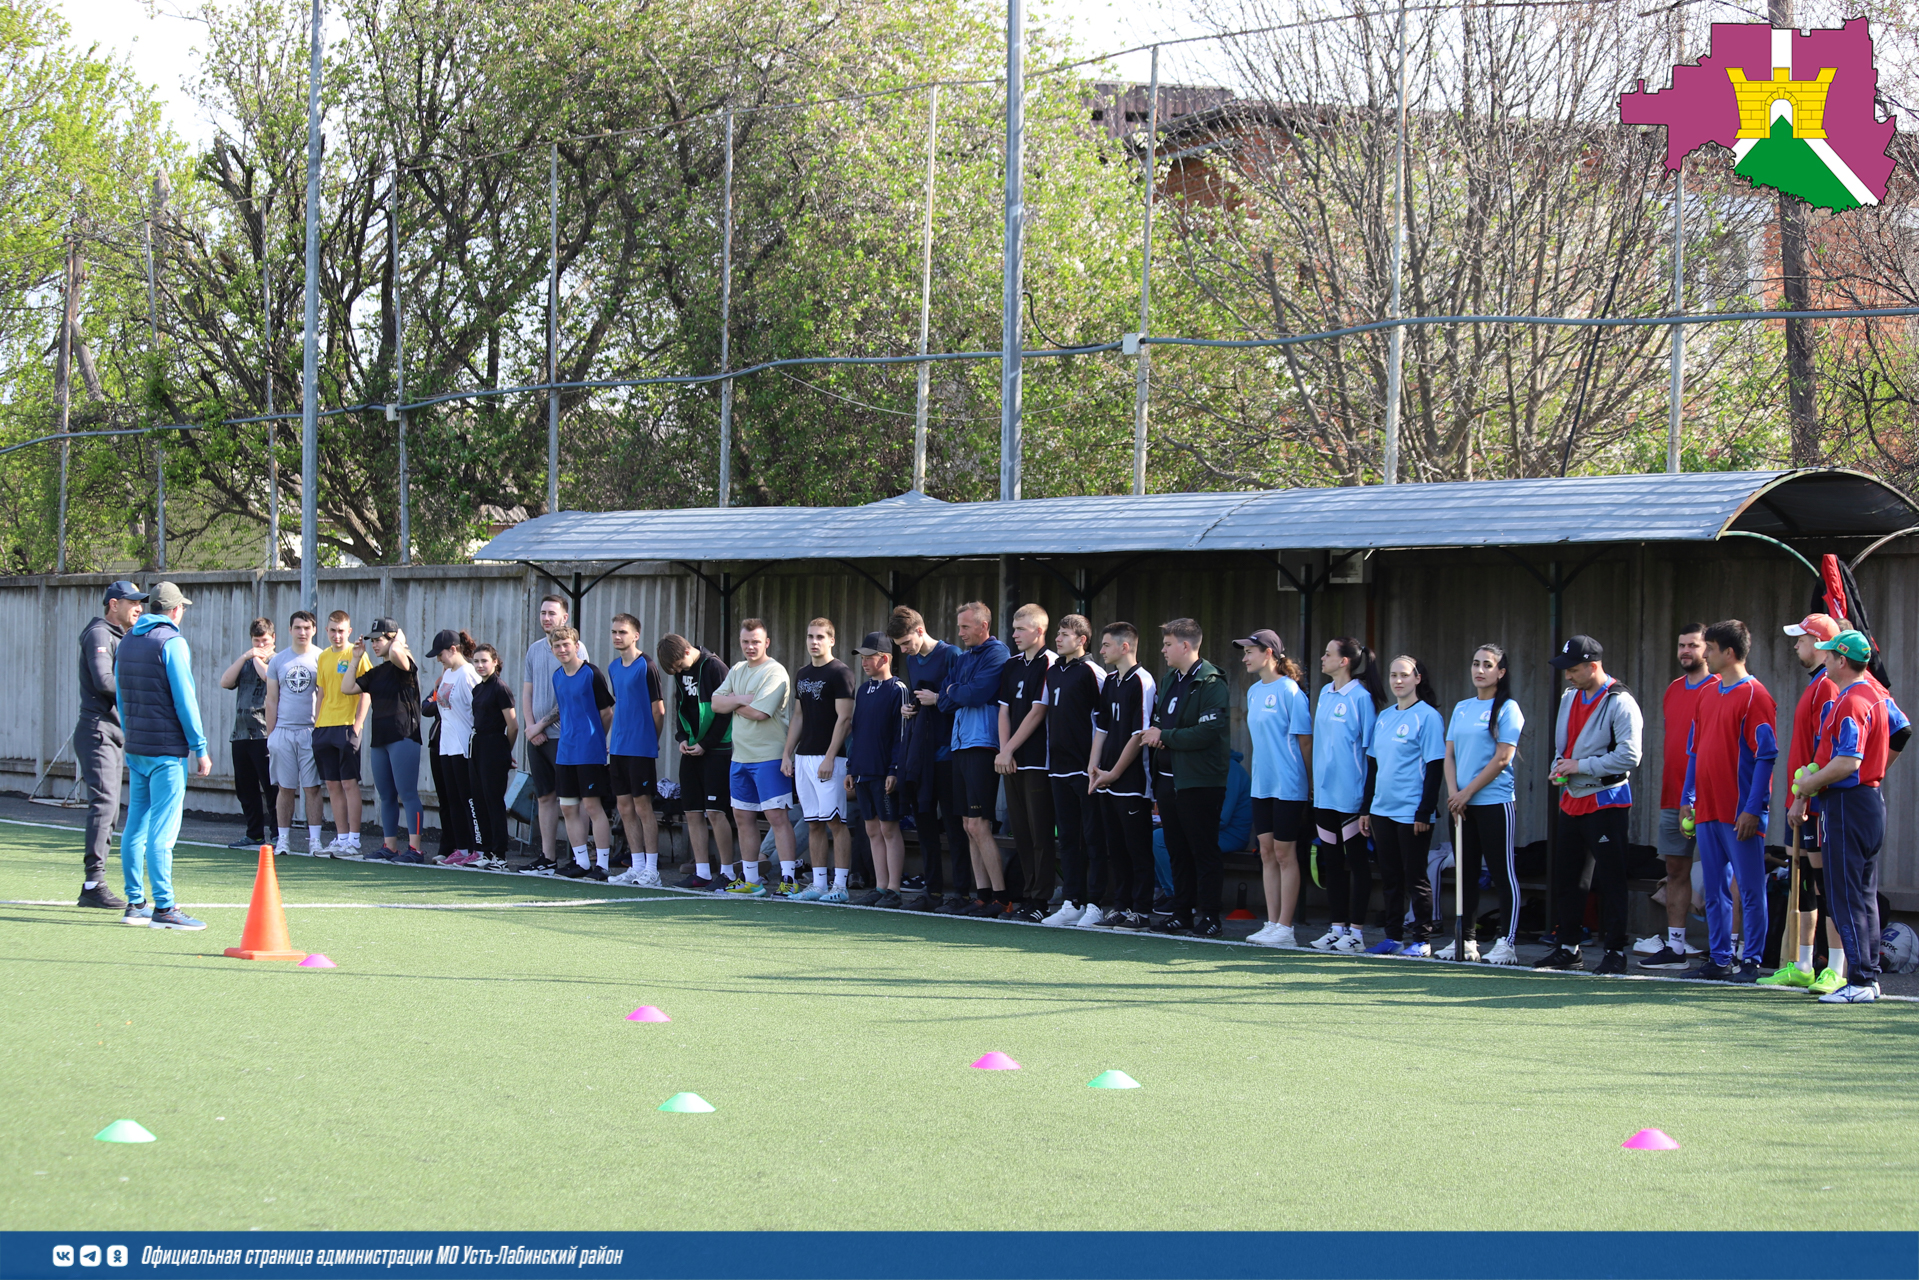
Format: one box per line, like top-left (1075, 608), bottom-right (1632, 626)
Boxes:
top-left (1680, 816), bottom-right (1695, 836)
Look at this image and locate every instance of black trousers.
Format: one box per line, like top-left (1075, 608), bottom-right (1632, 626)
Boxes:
top-left (1822, 784), bottom-right (1885, 983)
top-left (1100, 792), bottom-right (1155, 916)
top-left (1163, 785), bottom-right (1226, 923)
top-left (1314, 808), bottom-right (1371, 926)
top-left (1458, 800), bottom-right (1520, 943)
top-left (1371, 813), bottom-right (1434, 942)
top-left (1003, 769), bottom-right (1057, 903)
top-left (469, 733), bottom-right (513, 857)
top-left (231, 738), bottom-right (277, 844)
top-left (1552, 805), bottom-right (1632, 952)
top-left (77, 714), bottom-right (124, 882)
top-left (1052, 773), bottom-right (1107, 906)
top-left (437, 751), bottom-right (482, 852)
top-left (910, 757), bottom-right (971, 896)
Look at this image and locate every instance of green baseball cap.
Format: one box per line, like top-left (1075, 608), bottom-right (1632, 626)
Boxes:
top-left (1815, 629), bottom-right (1872, 662)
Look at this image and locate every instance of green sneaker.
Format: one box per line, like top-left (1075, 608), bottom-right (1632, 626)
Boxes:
top-left (1757, 963), bottom-right (1814, 988)
top-left (1806, 966), bottom-right (1845, 996)
top-left (777, 878), bottom-right (803, 898)
top-left (725, 879), bottom-right (768, 897)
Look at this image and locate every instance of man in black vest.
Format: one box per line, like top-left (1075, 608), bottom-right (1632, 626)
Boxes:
top-left (76, 580), bottom-right (147, 909)
top-left (114, 581), bottom-right (212, 930)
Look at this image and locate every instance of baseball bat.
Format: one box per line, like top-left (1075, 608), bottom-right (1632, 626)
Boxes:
top-left (1453, 812), bottom-right (1467, 962)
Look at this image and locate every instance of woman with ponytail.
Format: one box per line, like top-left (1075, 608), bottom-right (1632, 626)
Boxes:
top-left (1443, 645), bottom-right (1525, 964)
top-left (1360, 656), bottom-right (1446, 956)
top-left (1309, 637), bottom-right (1386, 953)
top-left (428, 629), bottom-right (484, 866)
top-left (1237, 629), bottom-right (1312, 947)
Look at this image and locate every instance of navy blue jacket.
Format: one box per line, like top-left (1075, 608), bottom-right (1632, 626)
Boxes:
top-left (115, 615), bottom-right (209, 759)
top-left (940, 636), bottom-right (1010, 753)
top-left (849, 677), bottom-right (908, 780)
top-left (899, 640), bottom-right (961, 781)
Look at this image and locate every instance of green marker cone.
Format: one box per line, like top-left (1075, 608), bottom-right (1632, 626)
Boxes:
top-left (657, 1092), bottom-right (715, 1113)
top-left (1087, 1070), bottom-right (1140, 1089)
top-left (94, 1119), bottom-right (156, 1143)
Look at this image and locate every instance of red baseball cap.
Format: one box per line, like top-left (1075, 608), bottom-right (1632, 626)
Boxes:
top-left (1783, 613), bottom-right (1840, 642)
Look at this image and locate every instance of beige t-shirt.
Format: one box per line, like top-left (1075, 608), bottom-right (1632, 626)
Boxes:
top-left (715, 658), bottom-right (790, 763)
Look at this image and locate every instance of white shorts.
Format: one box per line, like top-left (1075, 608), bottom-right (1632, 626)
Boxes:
top-left (794, 755), bottom-right (848, 823)
top-left (268, 726), bottom-right (319, 790)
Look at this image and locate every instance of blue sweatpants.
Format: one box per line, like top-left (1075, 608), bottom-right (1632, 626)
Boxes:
top-left (1694, 819), bottom-right (1768, 965)
top-left (1821, 785), bottom-right (1884, 984)
top-left (121, 753), bottom-right (187, 911)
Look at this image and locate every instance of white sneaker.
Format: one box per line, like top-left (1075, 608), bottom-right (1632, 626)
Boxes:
top-left (1043, 900), bottom-right (1082, 926)
top-left (1818, 982), bottom-right (1881, 1004)
top-left (606, 868), bottom-right (646, 886)
top-left (639, 870), bottom-right (664, 888)
top-left (273, 837), bottom-right (289, 857)
top-left (1484, 938), bottom-right (1519, 966)
top-left (1246, 921), bottom-right (1274, 942)
top-left (1432, 939), bottom-right (1481, 962)
top-left (1074, 904), bottom-right (1107, 928)
top-left (1260, 924), bottom-right (1296, 948)
top-left (321, 835), bottom-right (351, 856)
top-left (1332, 931), bottom-right (1367, 954)
top-left (1309, 928), bottom-right (1342, 951)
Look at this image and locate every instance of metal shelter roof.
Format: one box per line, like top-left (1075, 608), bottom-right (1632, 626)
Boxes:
top-left (472, 469), bottom-right (1919, 565)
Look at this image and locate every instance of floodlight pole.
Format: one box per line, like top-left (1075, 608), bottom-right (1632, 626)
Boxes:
top-left (264, 263), bottom-right (277, 571)
top-left (299, 0), bottom-right (323, 614)
top-left (1667, 162), bottom-right (1685, 474)
top-left (1131, 47), bottom-right (1158, 498)
top-left (999, 0), bottom-right (1024, 503)
top-left (144, 213), bottom-right (165, 570)
top-left (718, 108), bottom-right (735, 508)
top-left (55, 235), bottom-right (75, 574)
top-left (392, 167), bottom-right (409, 562)
top-left (1380, 0), bottom-right (1409, 487)
top-left (913, 87), bottom-right (939, 494)
top-left (546, 142), bottom-right (560, 516)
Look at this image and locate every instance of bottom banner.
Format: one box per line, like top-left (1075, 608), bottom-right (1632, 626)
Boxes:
top-left (2, 1231), bottom-right (1914, 1280)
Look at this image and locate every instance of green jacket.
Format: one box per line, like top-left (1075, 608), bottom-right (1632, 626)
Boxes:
top-left (1151, 658), bottom-right (1231, 790)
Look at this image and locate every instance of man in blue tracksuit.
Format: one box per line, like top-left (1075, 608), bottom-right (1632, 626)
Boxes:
top-left (888, 605), bottom-right (968, 911)
top-left (114, 582), bottom-right (212, 930)
top-left (939, 602), bottom-right (1010, 915)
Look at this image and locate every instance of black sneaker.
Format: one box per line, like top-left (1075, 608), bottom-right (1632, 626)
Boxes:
top-left (1682, 959), bottom-right (1731, 981)
top-left (905, 892), bottom-right (939, 912)
top-left (677, 873), bottom-right (714, 890)
top-left (1592, 949), bottom-right (1627, 975)
top-left (964, 898), bottom-right (1004, 918)
top-left (1149, 915), bottom-right (1193, 936)
top-left (1532, 946), bottom-right (1583, 970)
top-left (1106, 911), bottom-right (1147, 930)
top-left (557, 862), bottom-right (591, 879)
top-left (1194, 916), bottom-right (1224, 939)
top-left (901, 875), bottom-right (926, 892)
top-left (228, 836), bottom-right (262, 849)
top-left (77, 883), bottom-right (127, 910)
top-left (585, 866), bottom-right (609, 882)
top-left (875, 890), bottom-right (904, 909)
top-left (1010, 901), bottom-right (1047, 923)
top-left (1728, 959), bottom-right (1760, 984)
top-left (932, 895), bottom-right (970, 915)
top-left (1638, 945), bottom-right (1690, 970)
top-left (362, 846), bottom-right (399, 862)
top-left (849, 888), bottom-right (885, 906)
top-left (519, 858), bottom-right (557, 876)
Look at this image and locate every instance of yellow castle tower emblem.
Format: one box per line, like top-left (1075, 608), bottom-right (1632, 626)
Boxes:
top-left (1728, 65), bottom-right (1837, 138)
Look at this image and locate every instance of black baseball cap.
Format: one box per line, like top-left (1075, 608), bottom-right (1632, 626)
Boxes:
top-left (853, 631), bottom-right (890, 656)
top-left (1233, 628), bottom-right (1285, 653)
top-left (429, 628), bottom-right (460, 655)
top-left (104, 580), bottom-right (147, 603)
top-left (369, 617), bottom-right (401, 636)
top-left (1550, 635), bottom-right (1604, 669)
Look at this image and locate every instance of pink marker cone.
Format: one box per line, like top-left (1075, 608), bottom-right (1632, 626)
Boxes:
top-left (971, 1052), bottom-right (1020, 1070)
top-left (626, 1006), bottom-right (671, 1022)
top-left (298, 954), bottom-right (335, 968)
top-left (1622, 1128), bottom-right (1679, 1150)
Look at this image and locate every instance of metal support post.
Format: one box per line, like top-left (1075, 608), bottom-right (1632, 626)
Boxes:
top-left (1380, 0), bottom-right (1410, 486)
top-left (299, 0), bottom-right (323, 614)
top-left (392, 169), bottom-right (409, 563)
top-left (55, 237), bottom-right (75, 574)
top-left (718, 109), bottom-right (735, 508)
top-left (1667, 162), bottom-right (1685, 474)
top-left (913, 87), bottom-right (939, 493)
top-left (546, 143), bottom-right (560, 515)
top-left (143, 216), bottom-right (165, 569)
top-left (999, 0), bottom-right (1025, 503)
top-left (265, 264), bottom-right (278, 570)
top-left (1131, 48), bottom-right (1159, 497)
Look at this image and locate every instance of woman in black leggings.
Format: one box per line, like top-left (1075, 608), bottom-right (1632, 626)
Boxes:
top-left (468, 644), bottom-right (519, 863)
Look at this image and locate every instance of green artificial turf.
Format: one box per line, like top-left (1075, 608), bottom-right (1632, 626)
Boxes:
top-left (3, 819), bottom-right (1917, 1231)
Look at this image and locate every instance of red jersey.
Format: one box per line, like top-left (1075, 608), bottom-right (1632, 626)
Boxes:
top-left (1661, 673), bottom-right (1716, 808)
top-left (1682, 675), bottom-right (1779, 827)
top-left (1787, 665), bottom-right (1839, 778)
top-left (1560, 681), bottom-right (1631, 816)
top-left (1815, 677), bottom-right (1891, 789)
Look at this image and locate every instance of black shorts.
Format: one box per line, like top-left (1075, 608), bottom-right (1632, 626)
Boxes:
top-left (952, 747), bottom-right (999, 819)
top-left (610, 754), bottom-right (658, 798)
top-left (1252, 796), bottom-right (1309, 843)
top-left (312, 725), bottom-right (362, 782)
top-left (528, 736), bottom-right (559, 796)
top-left (555, 761), bottom-right (611, 804)
top-left (853, 776), bottom-right (901, 823)
top-left (679, 750), bottom-right (733, 811)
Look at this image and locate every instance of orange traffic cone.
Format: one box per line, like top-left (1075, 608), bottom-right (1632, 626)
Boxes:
top-left (223, 845), bottom-right (307, 962)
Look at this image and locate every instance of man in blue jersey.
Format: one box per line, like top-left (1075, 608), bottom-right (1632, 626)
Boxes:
top-left (532, 626), bottom-right (616, 880)
top-left (605, 614), bottom-right (666, 887)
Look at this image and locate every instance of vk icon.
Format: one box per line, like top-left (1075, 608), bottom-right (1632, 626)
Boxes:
top-left (52, 1245), bottom-right (75, 1266)
top-left (80, 1246), bottom-right (101, 1267)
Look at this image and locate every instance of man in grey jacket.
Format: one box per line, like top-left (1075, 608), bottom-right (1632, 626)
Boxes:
top-left (75, 581), bottom-right (148, 909)
top-left (1537, 634), bottom-right (1644, 974)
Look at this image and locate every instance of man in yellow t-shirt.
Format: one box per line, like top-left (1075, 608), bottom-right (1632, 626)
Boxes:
top-left (312, 609), bottom-right (373, 855)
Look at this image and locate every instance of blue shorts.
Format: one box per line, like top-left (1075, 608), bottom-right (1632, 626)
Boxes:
top-left (853, 776), bottom-right (901, 824)
top-left (728, 758), bottom-right (792, 813)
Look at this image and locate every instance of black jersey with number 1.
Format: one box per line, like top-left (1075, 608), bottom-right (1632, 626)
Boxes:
top-left (1045, 654), bottom-right (1105, 778)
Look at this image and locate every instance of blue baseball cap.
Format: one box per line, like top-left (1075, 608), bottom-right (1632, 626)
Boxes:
top-left (104, 581), bottom-right (147, 603)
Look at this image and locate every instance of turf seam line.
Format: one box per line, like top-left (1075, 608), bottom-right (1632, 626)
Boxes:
top-left (1, 897), bottom-right (683, 909)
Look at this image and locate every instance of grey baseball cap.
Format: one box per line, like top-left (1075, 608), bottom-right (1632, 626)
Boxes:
top-left (148, 582), bottom-right (192, 610)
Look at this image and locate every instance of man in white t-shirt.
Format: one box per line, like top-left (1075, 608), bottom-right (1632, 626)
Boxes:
top-left (264, 610), bottom-right (326, 855)
top-left (710, 619), bottom-right (792, 897)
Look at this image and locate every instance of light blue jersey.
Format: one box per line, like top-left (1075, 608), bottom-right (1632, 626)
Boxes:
top-left (1369, 700), bottom-right (1446, 823)
top-left (1246, 676), bottom-right (1311, 801)
top-left (1312, 680), bottom-right (1376, 814)
top-left (1446, 695), bottom-right (1524, 806)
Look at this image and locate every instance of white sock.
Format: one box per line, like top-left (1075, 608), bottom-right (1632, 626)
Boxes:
top-left (1731, 933), bottom-right (1742, 954)
top-left (813, 866), bottom-right (829, 887)
top-left (1797, 944), bottom-right (1815, 971)
top-left (572, 844), bottom-right (589, 867)
top-left (834, 867), bottom-right (849, 890)
top-left (308, 825), bottom-right (322, 848)
top-left (743, 863), bottom-right (762, 883)
top-left (1833, 948), bottom-right (1847, 979)
top-left (1668, 926), bottom-right (1686, 949)
top-left (595, 849), bottom-right (610, 869)
top-left (85, 880), bottom-right (98, 890)
top-left (279, 828), bottom-right (292, 845)
top-left (780, 860), bottom-right (797, 880)
top-left (719, 864), bottom-right (736, 880)
top-left (696, 862), bottom-right (712, 879)
top-left (643, 853), bottom-right (658, 873)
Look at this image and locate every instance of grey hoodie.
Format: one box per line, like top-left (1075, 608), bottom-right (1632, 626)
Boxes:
top-left (1553, 677), bottom-right (1643, 799)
